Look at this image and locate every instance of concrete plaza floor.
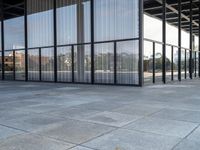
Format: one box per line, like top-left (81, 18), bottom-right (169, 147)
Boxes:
top-left (0, 80), bottom-right (200, 150)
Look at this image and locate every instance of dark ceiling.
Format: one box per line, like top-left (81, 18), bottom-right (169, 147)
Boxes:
top-left (144, 0), bottom-right (200, 35)
top-left (0, 0), bottom-right (199, 35)
top-left (0, 0), bottom-right (24, 19)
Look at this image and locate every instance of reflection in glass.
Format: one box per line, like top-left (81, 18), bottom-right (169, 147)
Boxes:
top-left (41, 48), bottom-right (54, 81)
top-left (173, 47), bottom-right (179, 81)
top-left (117, 41), bottom-right (139, 85)
top-left (144, 41), bottom-right (153, 83)
top-left (57, 46), bottom-right (72, 82)
top-left (4, 51), bottom-right (14, 80)
top-left (74, 44), bottom-right (91, 83)
top-left (186, 50), bottom-right (190, 79)
top-left (28, 49), bottom-right (40, 81)
top-left (94, 0), bottom-right (139, 41)
top-left (155, 44), bottom-right (162, 82)
top-left (4, 17), bottom-right (25, 50)
top-left (181, 49), bottom-right (186, 79)
top-left (57, 0), bottom-right (91, 45)
top-left (165, 46), bottom-right (172, 82)
top-left (27, 0), bottom-right (54, 48)
top-left (15, 50), bottom-right (25, 80)
top-left (94, 43), bottom-right (114, 84)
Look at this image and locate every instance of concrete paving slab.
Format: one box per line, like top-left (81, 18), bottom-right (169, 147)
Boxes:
top-left (173, 139), bottom-right (200, 150)
top-left (124, 117), bottom-right (198, 138)
top-left (151, 108), bottom-right (200, 123)
top-left (111, 104), bottom-right (162, 116)
top-left (69, 146), bottom-right (94, 150)
top-left (36, 119), bottom-right (115, 144)
top-left (0, 133), bottom-right (74, 150)
top-left (186, 126), bottom-right (200, 142)
top-left (83, 129), bottom-right (181, 150)
top-left (0, 125), bottom-right (24, 140)
top-left (83, 111), bottom-right (142, 127)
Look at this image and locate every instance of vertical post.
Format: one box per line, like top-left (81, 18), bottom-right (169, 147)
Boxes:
top-left (72, 45), bottom-right (74, 83)
top-left (171, 46), bottom-right (174, 81)
top-left (178, 0), bottom-right (181, 81)
top-left (13, 51), bottom-right (15, 80)
top-left (114, 41), bottom-right (117, 84)
top-left (91, 0), bottom-right (94, 84)
top-left (139, 0), bottom-right (144, 86)
top-left (195, 51), bottom-right (197, 77)
top-left (153, 42), bottom-right (155, 83)
top-left (162, 0), bottom-right (166, 84)
top-left (1, 0), bottom-right (4, 80)
top-left (189, 0), bottom-right (193, 79)
top-left (39, 48), bottom-right (41, 81)
top-left (53, 0), bottom-right (57, 82)
top-left (199, 3), bottom-right (200, 78)
top-left (24, 0), bottom-right (28, 81)
top-left (185, 49), bottom-right (187, 79)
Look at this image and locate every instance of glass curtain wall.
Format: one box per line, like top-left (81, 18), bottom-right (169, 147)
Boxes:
top-left (27, 0), bottom-right (54, 81)
top-left (94, 0), bottom-right (139, 85)
top-left (4, 16), bottom-right (25, 80)
top-left (56, 0), bottom-right (91, 83)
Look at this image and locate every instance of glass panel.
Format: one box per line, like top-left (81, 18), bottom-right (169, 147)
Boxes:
top-left (155, 44), bottom-right (162, 82)
top-left (27, 0), bottom-right (54, 48)
top-left (57, 0), bottom-right (91, 45)
top-left (181, 49), bottom-right (186, 79)
top-left (117, 40), bottom-right (139, 85)
top-left (173, 47), bottom-right (179, 81)
top-left (57, 46), bottom-right (72, 82)
top-left (41, 48), bottom-right (54, 81)
top-left (186, 50), bottom-right (190, 79)
top-left (144, 41), bottom-right (153, 84)
top-left (74, 44), bottom-right (91, 83)
top-left (94, 0), bottom-right (139, 41)
top-left (94, 43), bottom-right (114, 84)
top-left (196, 52), bottom-right (199, 76)
top-left (4, 51), bottom-right (14, 80)
top-left (166, 45), bottom-right (172, 82)
top-left (15, 50), bottom-right (25, 80)
top-left (4, 17), bottom-right (25, 50)
top-left (28, 49), bottom-right (40, 81)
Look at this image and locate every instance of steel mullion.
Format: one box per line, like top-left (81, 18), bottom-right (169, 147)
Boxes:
top-left (171, 46), bottom-right (174, 81)
top-left (178, 0), bottom-right (181, 81)
top-left (72, 45), bottom-right (74, 83)
top-left (162, 0), bottom-right (166, 84)
top-left (153, 42), bottom-right (155, 83)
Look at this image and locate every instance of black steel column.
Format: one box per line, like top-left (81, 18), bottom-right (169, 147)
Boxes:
top-left (53, 0), bottom-right (57, 82)
top-left (199, 2), bottom-right (200, 78)
top-left (39, 48), bottom-right (41, 81)
top-left (13, 51), bottom-right (15, 80)
top-left (72, 45), bottom-right (74, 83)
top-left (189, 0), bottom-right (193, 79)
top-left (153, 42), bottom-right (155, 83)
top-left (90, 0), bottom-right (94, 84)
top-left (185, 49), bottom-right (187, 79)
top-left (171, 46), bottom-right (174, 81)
top-left (24, 0), bottom-right (28, 81)
top-left (1, 0), bottom-right (4, 80)
top-left (195, 51), bottom-right (197, 77)
top-left (139, 0), bottom-right (144, 86)
top-left (162, 0), bottom-right (166, 84)
top-left (114, 41), bottom-right (117, 84)
top-left (178, 0), bottom-right (182, 81)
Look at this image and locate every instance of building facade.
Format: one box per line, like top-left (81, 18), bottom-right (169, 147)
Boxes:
top-left (0, 0), bottom-right (199, 86)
